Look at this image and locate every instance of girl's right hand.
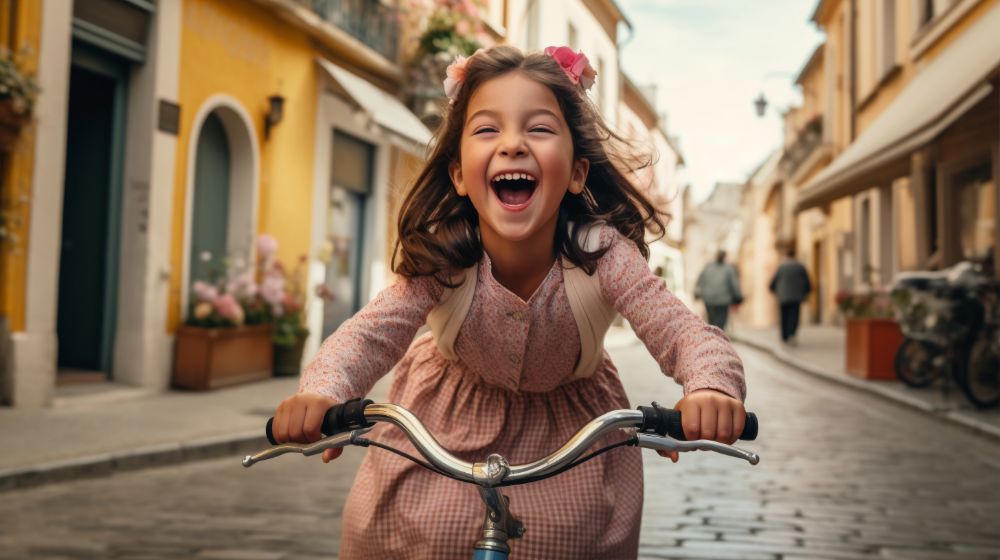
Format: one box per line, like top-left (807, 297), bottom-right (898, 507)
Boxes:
top-left (272, 393), bottom-right (343, 463)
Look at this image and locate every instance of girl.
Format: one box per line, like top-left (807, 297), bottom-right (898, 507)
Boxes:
top-left (272, 45), bottom-right (747, 559)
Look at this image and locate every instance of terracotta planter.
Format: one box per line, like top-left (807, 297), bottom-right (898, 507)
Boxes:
top-left (273, 336), bottom-right (307, 377)
top-left (173, 324), bottom-right (273, 390)
top-left (0, 100), bottom-right (29, 152)
top-left (845, 317), bottom-right (904, 380)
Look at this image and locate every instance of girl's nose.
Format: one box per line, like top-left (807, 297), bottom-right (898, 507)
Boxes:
top-left (498, 134), bottom-right (527, 157)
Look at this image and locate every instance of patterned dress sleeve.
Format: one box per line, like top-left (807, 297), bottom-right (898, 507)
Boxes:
top-left (596, 227), bottom-right (747, 400)
top-left (298, 275), bottom-right (443, 402)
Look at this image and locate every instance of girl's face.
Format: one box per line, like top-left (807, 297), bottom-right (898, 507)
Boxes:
top-left (449, 72), bottom-right (589, 246)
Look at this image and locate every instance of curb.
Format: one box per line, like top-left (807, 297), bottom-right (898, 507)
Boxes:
top-left (0, 430), bottom-right (268, 493)
top-left (732, 334), bottom-right (1000, 443)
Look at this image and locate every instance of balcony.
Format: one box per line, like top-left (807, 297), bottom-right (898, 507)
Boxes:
top-left (304, 0), bottom-right (400, 62)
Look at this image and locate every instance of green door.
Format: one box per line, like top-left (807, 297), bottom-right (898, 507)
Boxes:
top-left (56, 46), bottom-right (127, 375)
top-left (189, 113), bottom-right (231, 285)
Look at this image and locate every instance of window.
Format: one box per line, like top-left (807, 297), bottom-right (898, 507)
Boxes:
top-left (927, 167), bottom-right (938, 257)
top-left (955, 162), bottom-right (995, 262)
top-left (860, 197), bottom-right (872, 285)
top-left (878, 0), bottom-right (897, 79)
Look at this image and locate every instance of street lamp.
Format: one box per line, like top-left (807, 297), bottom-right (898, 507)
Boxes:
top-left (753, 92), bottom-right (768, 117)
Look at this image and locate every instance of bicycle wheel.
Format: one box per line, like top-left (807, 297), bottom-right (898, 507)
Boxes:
top-left (957, 334), bottom-right (1000, 409)
top-left (894, 338), bottom-right (940, 388)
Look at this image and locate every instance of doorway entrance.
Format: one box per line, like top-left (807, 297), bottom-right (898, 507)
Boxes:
top-left (56, 44), bottom-right (128, 383)
top-left (321, 131), bottom-right (374, 337)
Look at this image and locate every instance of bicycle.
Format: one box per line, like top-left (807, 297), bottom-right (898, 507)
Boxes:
top-left (243, 399), bottom-right (760, 559)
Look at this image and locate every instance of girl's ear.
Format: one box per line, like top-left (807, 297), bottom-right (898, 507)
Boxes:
top-left (449, 162), bottom-right (468, 196)
top-left (568, 157), bottom-right (590, 195)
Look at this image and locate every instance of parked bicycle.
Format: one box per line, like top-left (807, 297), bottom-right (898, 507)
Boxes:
top-left (243, 399), bottom-right (760, 559)
top-left (892, 261), bottom-right (1000, 408)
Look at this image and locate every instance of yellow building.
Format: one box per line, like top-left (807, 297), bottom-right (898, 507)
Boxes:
top-left (795, 0), bottom-right (1000, 324)
top-left (0, 0), bottom-right (431, 407)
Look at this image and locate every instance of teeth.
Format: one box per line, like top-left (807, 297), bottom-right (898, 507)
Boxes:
top-left (492, 172), bottom-right (536, 183)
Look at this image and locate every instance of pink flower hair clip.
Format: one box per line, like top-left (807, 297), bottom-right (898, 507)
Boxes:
top-left (443, 48), bottom-right (483, 104)
top-left (544, 46), bottom-right (597, 91)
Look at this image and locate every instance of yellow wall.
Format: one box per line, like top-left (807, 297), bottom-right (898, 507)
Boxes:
top-left (0, 0), bottom-right (41, 332)
top-left (169, 0), bottom-right (319, 330)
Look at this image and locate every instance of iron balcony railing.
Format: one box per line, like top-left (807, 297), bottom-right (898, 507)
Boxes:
top-left (306, 0), bottom-right (400, 62)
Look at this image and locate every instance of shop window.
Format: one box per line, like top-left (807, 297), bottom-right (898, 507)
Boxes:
top-left (956, 162), bottom-right (995, 263)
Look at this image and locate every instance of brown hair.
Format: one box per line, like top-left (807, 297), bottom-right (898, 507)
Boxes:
top-left (393, 45), bottom-right (666, 285)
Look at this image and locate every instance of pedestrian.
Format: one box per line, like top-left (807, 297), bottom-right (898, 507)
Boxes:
top-left (270, 45), bottom-right (748, 558)
top-left (694, 250), bottom-right (743, 331)
top-left (769, 246), bottom-right (811, 344)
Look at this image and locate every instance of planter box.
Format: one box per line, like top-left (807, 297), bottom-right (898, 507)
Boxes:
top-left (173, 324), bottom-right (273, 390)
top-left (845, 318), bottom-right (904, 380)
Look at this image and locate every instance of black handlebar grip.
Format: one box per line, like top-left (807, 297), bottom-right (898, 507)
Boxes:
top-left (638, 403), bottom-right (758, 441)
top-left (265, 417), bottom-right (278, 445)
top-left (263, 398), bottom-right (374, 445)
top-left (321, 398), bottom-right (375, 435)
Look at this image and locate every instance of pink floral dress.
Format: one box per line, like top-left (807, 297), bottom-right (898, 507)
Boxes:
top-left (300, 226), bottom-right (746, 559)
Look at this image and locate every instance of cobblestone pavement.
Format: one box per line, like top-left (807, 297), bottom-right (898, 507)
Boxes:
top-left (2, 342), bottom-right (1000, 559)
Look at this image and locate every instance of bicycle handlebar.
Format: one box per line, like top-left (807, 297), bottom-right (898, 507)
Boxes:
top-left (247, 401), bottom-right (760, 482)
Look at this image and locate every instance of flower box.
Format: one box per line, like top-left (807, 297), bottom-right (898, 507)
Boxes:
top-left (173, 324), bottom-right (273, 390)
top-left (845, 317), bottom-right (904, 380)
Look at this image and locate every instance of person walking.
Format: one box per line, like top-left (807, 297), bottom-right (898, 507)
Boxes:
top-left (769, 247), bottom-right (811, 344)
top-left (695, 250), bottom-right (743, 331)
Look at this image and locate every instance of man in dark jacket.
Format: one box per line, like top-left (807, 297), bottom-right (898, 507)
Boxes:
top-left (769, 248), bottom-right (811, 343)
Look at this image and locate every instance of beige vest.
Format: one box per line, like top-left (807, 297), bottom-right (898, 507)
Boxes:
top-left (425, 224), bottom-right (619, 379)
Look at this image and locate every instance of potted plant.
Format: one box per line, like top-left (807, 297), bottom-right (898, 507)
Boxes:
top-left (836, 289), bottom-right (903, 380)
top-left (172, 250), bottom-right (273, 390)
top-left (0, 48), bottom-right (40, 152)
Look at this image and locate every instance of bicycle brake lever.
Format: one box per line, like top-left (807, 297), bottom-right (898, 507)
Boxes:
top-left (635, 433), bottom-right (760, 465)
top-left (242, 427), bottom-right (374, 467)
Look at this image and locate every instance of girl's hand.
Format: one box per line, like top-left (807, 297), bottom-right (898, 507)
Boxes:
top-left (272, 393), bottom-right (343, 463)
top-left (657, 389), bottom-right (746, 463)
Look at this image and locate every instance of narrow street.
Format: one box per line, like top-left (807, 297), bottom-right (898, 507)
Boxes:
top-left (2, 339), bottom-right (1000, 559)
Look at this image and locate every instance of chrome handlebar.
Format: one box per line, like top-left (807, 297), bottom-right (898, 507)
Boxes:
top-left (242, 403), bottom-right (760, 485)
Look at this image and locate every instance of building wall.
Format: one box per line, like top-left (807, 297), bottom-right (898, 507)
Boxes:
top-left (169, 0), bottom-right (319, 330)
top-left (0, 0), bottom-right (43, 332)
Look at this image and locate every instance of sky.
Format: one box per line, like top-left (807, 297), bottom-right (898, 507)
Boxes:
top-left (618, 0), bottom-right (824, 203)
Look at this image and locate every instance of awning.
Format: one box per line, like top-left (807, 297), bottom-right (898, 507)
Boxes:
top-left (795, 3), bottom-right (1000, 212)
top-left (317, 58), bottom-right (433, 149)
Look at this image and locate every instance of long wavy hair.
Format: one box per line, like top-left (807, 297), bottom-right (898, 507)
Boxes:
top-left (393, 45), bottom-right (666, 285)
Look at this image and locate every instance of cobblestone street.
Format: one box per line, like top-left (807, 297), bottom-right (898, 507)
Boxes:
top-left (2, 341), bottom-right (999, 559)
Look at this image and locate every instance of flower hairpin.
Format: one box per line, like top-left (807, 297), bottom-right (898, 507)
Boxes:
top-left (544, 46), bottom-right (597, 91)
top-left (443, 49), bottom-right (483, 105)
top-left (442, 46), bottom-right (598, 104)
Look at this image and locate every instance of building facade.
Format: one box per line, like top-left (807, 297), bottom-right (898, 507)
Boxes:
top-left (794, 0), bottom-right (1000, 325)
top-left (0, 0), bottom-right (432, 407)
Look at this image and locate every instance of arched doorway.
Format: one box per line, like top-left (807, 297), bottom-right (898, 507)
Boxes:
top-left (183, 100), bottom-right (258, 314)
top-left (189, 113), bottom-right (231, 285)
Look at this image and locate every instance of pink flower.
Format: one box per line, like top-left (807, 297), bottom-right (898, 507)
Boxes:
top-left (443, 55), bottom-right (469, 103)
top-left (544, 46), bottom-right (597, 91)
top-left (192, 281), bottom-right (219, 303)
top-left (260, 271), bottom-right (286, 316)
top-left (213, 294), bottom-right (245, 326)
top-left (257, 233), bottom-right (278, 260)
top-left (443, 49), bottom-right (484, 103)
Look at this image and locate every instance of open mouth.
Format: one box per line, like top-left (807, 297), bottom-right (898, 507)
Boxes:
top-left (491, 172), bottom-right (537, 208)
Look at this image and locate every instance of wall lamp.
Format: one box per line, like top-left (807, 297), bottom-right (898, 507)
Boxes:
top-left (264, 94), bottom-right (285, 140)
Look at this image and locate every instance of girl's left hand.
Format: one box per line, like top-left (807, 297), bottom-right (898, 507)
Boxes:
top-left (657, 388), bottom-right (745, 463)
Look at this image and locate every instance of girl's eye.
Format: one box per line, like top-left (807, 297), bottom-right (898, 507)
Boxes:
top-left (530, 127), bottom-right (554, 134)
top-left (473, 127), bottom-right (498, 135)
